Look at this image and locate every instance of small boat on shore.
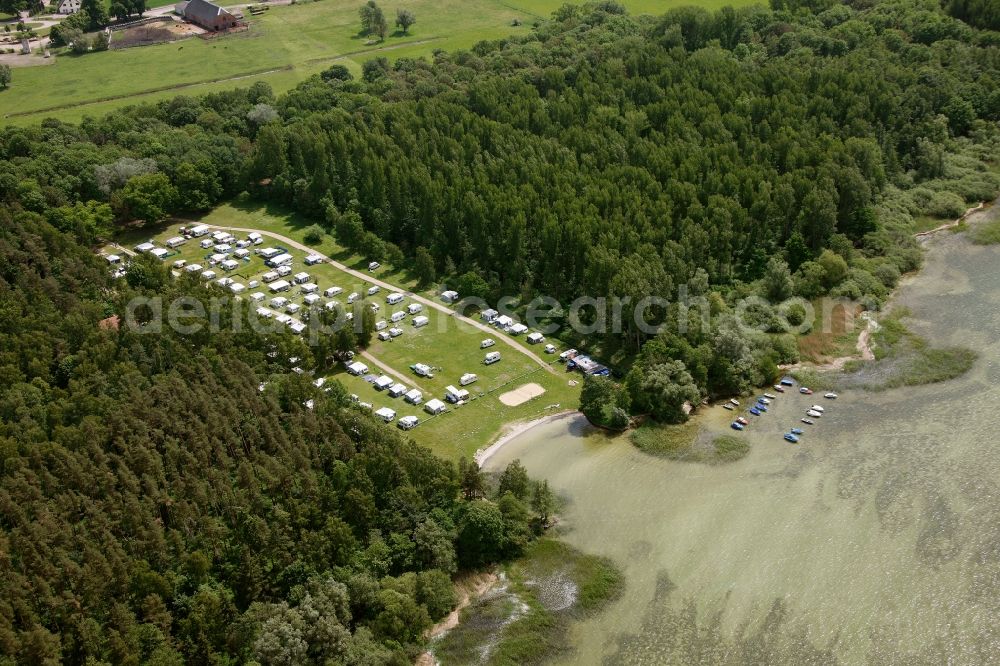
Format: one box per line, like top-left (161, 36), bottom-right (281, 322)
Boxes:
top-left (729, 398), bottom-right (740, 406)
top-left (791, 428), bottom-right (804, 435)
top-left (757, 404), bottom-right (768, 412)
top-left (824, 392), bottom-right (838, 399)
top-left (764, 392), bottom-right (776, 400)
top-left (801, 418), bottom-right (814, 425)
top-left (806, 409), bottom-right (822, 418)
top-left (780, 378), bottom-right (794, 386)
top-left (773, 385), bottom-right (785, 393)
top-left (737, 417), bottom-right (749, 426)
top-left (810, 405), bottom-right (825, 413)
top-left (758, 397), bottom-right (771, 405)
top-left (799, 387), bottom-right (813, 395)
top-left (784, 433), bottom-right (799, 443)
top-left (750, 406), bottom-right (761, 416)
top-left (723, 403), bottom-right (735, 410)
top-left (731, 422), bottom-right (745, 431)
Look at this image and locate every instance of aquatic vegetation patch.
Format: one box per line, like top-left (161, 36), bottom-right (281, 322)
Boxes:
top-left (432, 539), bottom-right (623, 664)
top-left (631, 423), bottom-right (751, 465)
top-left (840, 310), bottom-right (976, 391)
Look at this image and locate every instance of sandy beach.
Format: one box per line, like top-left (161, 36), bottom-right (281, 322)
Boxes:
top-left (474, 409), bottom-right (578, 466)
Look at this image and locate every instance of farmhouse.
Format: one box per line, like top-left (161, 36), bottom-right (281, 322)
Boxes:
top-left (57, 0), bottom-right (81, 14)
top-left (178, 0), bottom-right (242, 31)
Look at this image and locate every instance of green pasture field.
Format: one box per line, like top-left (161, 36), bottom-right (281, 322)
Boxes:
top-left (2, 0), bottom-right (760, 127)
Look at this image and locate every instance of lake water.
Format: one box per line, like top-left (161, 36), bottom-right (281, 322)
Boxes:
top-left (485, 229), bottom-right (1000, 664)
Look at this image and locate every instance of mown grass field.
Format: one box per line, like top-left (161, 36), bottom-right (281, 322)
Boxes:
top-left (2, 0), bottom-right (760, 126)
top-left (118, 203), bottom-right (579, 460)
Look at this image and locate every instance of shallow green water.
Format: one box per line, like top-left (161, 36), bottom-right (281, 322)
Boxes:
top-left (485, 231), bottom-right (1000, 665)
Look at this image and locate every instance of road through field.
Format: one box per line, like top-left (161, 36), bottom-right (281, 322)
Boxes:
top-left (208, 224), bottom-right (559, 375)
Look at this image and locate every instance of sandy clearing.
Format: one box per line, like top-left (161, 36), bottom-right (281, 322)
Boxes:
top-left (498, 382), bottom-right (545, 407)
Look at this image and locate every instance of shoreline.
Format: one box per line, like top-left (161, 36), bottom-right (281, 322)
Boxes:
top-left (474, 409), bottom-right (579, 467)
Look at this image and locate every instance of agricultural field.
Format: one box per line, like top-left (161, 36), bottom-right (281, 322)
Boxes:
top-left (2, 0), bottom-right (760, 126)
top-left (113, 205), bottom-right (580, 460)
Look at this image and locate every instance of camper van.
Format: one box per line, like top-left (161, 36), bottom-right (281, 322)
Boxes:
top-left (459, 373), bottom-right (478, 386)
top-left (445, 385), bottom-right (470, 403)
top-left (390, 311), bottom-right (406, 323)
top-left (262, 271), bottom-right (280, 283)
top-left (267, 253), bottom-right (294, 268)
top-left (258, 248), bottom-right (281, 260)
top-left (368, 261), bottom-right (380, 271)
top-left (247, 232), bottom-right (263, 245)
top-left (346, 292), bottom-right (359, 304)
top-left (324, 286), bottom-right (342, 298)
top-left (484, 351), bottom-right (501, 365)
top-left (367, 285), bottom-right (380, 296)
top-left (386, 292), bottom-right (404, 305)
top-left (406, 303), bottom-right (423, 315)
top-left (199, 238), bottom-right (214, 249)
top-left (304, 254), bottom-right (324, 266)
top-left (189, 224), bottom-right (211, 237)
top-left (480, 338), bottom-right (496, 349)
top-left (412, 315), bottom-right (429, 328)
top-left (165, 236), bottom-right (186, 249)
top-left (292, 272), bottom-right (311, 285)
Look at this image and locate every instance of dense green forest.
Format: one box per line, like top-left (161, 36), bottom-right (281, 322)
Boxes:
top-left (0, 213), bottom-right (552, 661)
top-left (1, 0), bottom-right (999, 660)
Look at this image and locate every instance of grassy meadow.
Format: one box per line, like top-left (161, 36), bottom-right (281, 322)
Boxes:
top-left (3, 0), bottom-right (760, 126)
top-left (120, 203), bottom-right (580, 461)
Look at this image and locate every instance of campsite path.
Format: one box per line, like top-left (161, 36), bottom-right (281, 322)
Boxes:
top-left (208, 225), bottom-right (559, 375)
top-left (358, 350), bottom-right (427, 393)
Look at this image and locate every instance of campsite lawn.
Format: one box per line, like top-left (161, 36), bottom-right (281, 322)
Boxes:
top-left (2, 0), bottom-right (762, 126)
top-left (120, 207), bottom-right (580, 460)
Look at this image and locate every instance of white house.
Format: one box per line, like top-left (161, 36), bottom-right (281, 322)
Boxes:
top-left (404, 388), bottom-right (423, 405)
top-left (424, 399), bottom-right (446, 415)
top-left (57, 0), bottom-right (82, 14)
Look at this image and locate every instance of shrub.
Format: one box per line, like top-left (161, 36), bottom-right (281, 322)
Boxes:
top-left (303, 224), bottom-right (326, 245)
